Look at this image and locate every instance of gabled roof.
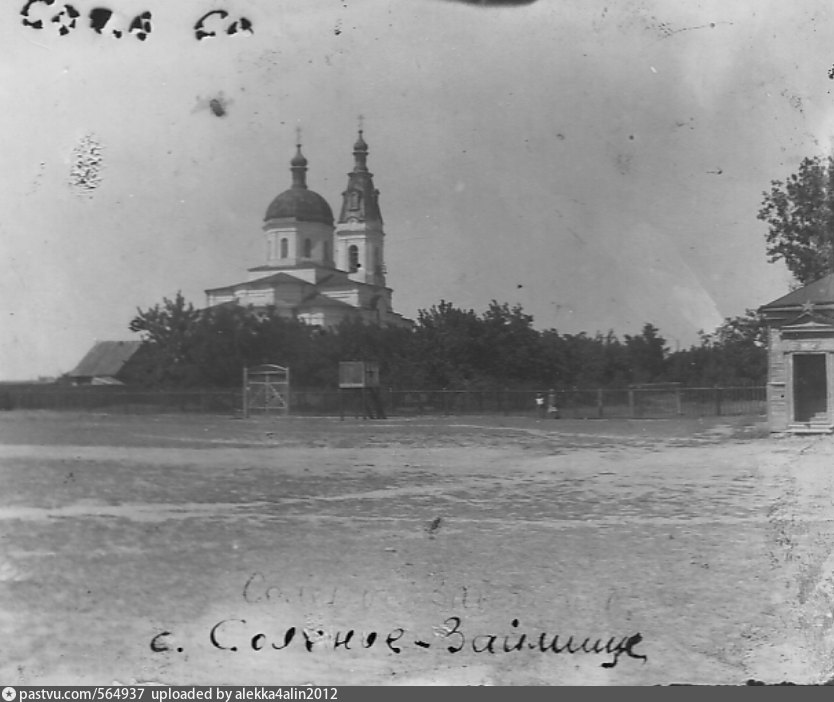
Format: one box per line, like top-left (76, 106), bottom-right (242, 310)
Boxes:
top-left (205, 272), bottom-right (317, 295)
top-left (69, 340), bottom-right (143, 378)
top-left (296, 293), bottom-right (357, 310)
top-left (760, 273), bottom-right (834, 309)
top-left (248, 262), bottom-right (336, 273)
top-left (780, 310), bottom-right (834, 330)
top-left (317, 272), bottom-right (390, 292)
top-left (247, 272), bottom-right (317, 288)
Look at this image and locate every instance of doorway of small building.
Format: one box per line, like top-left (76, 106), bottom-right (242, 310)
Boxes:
top-left (793, 353), bottom-right (828, 423)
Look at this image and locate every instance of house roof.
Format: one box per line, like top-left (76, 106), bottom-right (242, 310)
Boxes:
top-left (69, 340), bottom-right (142, 378)
top-left (760, 273), bottom-right (834, 309)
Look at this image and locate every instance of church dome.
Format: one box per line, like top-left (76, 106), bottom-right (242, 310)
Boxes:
top-left (265, 144), bottom-right (334, 225)
top-left (265, 188), bottom-right (334, 225)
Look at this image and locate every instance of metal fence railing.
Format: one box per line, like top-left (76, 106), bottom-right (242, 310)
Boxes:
top-left (0, 385), bottom-right (766, 419)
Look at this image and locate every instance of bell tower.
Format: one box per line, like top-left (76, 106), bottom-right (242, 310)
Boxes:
top-left (334, 128), bottom-right (386, 287)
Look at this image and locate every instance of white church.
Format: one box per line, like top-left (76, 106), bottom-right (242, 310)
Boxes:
top-left (205, 131), bottom-right (412, 328)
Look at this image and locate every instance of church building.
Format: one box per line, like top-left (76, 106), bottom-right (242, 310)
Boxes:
top-left (205, 131), bottom-right (412, 328)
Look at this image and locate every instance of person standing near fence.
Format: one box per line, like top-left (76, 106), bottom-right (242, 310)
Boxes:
top-left (547, 389), bottom-right (560, 419)
top-left (535, 392), bottom-right (546, 418)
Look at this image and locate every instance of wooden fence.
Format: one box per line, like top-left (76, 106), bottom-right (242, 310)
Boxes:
top-left (0, 385), bottom-right (766, 419)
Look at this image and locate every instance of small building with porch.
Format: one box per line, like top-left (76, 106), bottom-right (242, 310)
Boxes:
top-left (759, 273), bottom-right (834, 433)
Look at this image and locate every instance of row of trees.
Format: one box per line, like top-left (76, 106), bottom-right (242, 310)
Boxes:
top-left (123, 294), bottom-right (767, 390)
top-left (122, 147), bottom-right (834, 391)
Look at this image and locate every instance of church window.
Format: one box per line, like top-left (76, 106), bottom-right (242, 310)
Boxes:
top-left (348, 245), bottom-right (360, 272)
top-left (349, 191), bottom-right (361, 210)
top-left (303, 238), bottom-right (312, 258)
top-left (280, 238), bottom-right (288, 258)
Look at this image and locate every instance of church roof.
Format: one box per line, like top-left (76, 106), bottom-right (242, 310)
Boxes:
top-left (318, 273), bottom-right (390, 292)
top-left (296, 293), bottom-right (357, 310)
top-left (760, 273), bottom-right (834, 310)
top-left (248, 262), bottom-right (334, 274)
top-left (265, 188), bottom-right (334, 225)
top-left (205, 272), bottom-right (316, 295)
top-left (265, 144), bottom-right (334, 225)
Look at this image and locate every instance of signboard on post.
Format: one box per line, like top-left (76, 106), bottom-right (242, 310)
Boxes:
top-left (338, 361), bottom-right (384, 420)
top-left (339, 362), bottom-right (380, 388)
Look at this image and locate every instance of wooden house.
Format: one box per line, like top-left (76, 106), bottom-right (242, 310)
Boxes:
top-left (66, 340), bottom-right (144, 385)
top-left (759, 273), bottom-right (834, 433)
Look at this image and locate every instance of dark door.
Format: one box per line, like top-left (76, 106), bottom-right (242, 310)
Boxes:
top-left (793, 354), bottom-right (828, 423)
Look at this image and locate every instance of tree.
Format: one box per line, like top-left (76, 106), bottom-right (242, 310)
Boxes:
top-left (480, 301), bottom-right (543, 384)
top-left (624, 323), bottom-right (668, 384)
top-left (697, 309), bottom-right (767, 385)
top-left (758, 155), bottom-right (834, 285)
top-left (413, 301), bottom-right (486, 388)
top-left (663, 310), bottom-right (768, 387)
top-left (128, 292), bottom-right (203, 386)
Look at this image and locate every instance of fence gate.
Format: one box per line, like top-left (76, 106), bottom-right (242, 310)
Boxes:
top-left (243, 364), bottom-right (290, 417)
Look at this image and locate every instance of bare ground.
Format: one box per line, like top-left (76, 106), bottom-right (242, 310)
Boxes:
top-left (0, 411), bottom-right (832, 685)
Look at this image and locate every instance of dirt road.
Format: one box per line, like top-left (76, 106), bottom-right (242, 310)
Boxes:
top-left (0, 413), bottom-right (832, 685)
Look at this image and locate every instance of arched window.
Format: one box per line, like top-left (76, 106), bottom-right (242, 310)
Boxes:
top-left (303, 238), bottom-right (312, 258)
top-left (349, 191), bottom-right (361, 210)
top-left (280, 238), bottom-right (288, 258)
top-left (348, 245), bottom-right (359, 273)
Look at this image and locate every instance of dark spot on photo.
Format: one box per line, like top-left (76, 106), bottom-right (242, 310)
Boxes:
top-left (210, 99), bottom-right (226, 118)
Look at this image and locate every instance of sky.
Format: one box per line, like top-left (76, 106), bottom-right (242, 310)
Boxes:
top-left (1, 0), bottom-right (831, 379)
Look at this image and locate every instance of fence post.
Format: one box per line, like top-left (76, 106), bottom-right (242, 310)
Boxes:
top-left (628, 389), bottom-right (635, 418)
top-left (597, 388), bottom-right (604, 418)
top-left (715, 386), bottom-right (723, 417)
top-left (676, 387), bottom-right (682, 416)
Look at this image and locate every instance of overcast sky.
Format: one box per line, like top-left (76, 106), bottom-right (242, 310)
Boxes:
top-left (2, 0), bottom-right (830, 379)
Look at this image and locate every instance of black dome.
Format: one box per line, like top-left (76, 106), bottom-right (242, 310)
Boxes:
top-left (265, 188), bottom-right (334, 225)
